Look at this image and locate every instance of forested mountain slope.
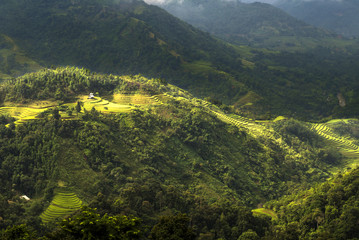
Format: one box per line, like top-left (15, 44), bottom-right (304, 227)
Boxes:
top-left (0, 34), bottom-right (42, 80)
top-left (263, 167), bottom-right (359, 240)
top-left (1, 67), bottom-right (358, 238)
top-left (1, 0), bottom-right (359, 121)
top-left (0, 0), bottom-right (243, 91)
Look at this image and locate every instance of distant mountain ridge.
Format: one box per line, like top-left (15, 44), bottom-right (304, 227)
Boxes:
top-left (275, 0), bottom-right (359, 37)
top-left (0, 34), bottom-right (42, 80)
top-left (151, 0), bottom-right (336, 48)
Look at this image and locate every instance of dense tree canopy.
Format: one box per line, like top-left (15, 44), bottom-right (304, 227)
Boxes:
top-left (0, 68), bottom-right (358, 239)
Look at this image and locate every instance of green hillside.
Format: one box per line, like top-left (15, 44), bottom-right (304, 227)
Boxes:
top-left (0, 68), bottom-right (358, 238)
top-left (0, 34), bottom-right (41, 81)
top-left (0, 0), bottom-right (246, 98)
top-left (1, 0), bottom-right (359, 120)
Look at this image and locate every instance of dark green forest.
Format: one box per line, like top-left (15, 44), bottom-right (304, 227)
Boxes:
top-left (264, 168), bottom-right (359, 240)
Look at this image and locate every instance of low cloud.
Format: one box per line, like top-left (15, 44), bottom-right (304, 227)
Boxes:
top-left (144, 0), bottom-right (344, 6)
top-left (241, 0), bottom-right (277, 3)
top-left (144, 0), bottom-right (241, 5)
top-left (144, 0), bottom-right (179, 5)
top-left (143, 0), bottom-right (166, 4)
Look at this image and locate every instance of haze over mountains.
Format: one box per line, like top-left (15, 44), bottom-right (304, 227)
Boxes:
top-left (230, 0), bottom-right (359, 37)
top-left (276, 0), bottom-right (359, 37)
top-left (149, 0), bottom-right (336, 47)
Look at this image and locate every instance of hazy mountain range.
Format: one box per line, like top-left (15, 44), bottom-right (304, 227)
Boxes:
top-left (149, 0), bottom-right (336, 48)
top-left (147, 0), bottom-right (359, 37)
top-left (222, 0), bottom-right (359, 37)
top-left (275, 0), bottom-right (359, 37)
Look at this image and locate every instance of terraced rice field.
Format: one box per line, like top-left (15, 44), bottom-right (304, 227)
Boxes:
top-left (150, 95), bottom-right (163, 105)
top-left (212, 108), bottom-right (359, 169)
top-left (0, 106), bottom-right (48, 125)
top-left (0, 108), bottom-right (8, 115)
top-left (212, 111), bottom-right (266, 136)
top-left (252, 208), bottom-right (278, 220)
top-left (40, 189), bottom-right (83, 223)
top-left (1, 94), bottom-right (162, 126)
top-left (82, 94), bottom-right (164, 113)
top-left (113, 93), bottom-right (157, 105)
top-left (82, 97), bottom-right (133, 113)
top-left (311, 123), bottom-right (359, 168)
top-left (210, 111), bottom-right (305, 159)
top-left (311, 123), bottom-right (359, 152)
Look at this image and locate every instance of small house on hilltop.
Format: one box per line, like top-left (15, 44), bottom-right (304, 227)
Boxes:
top-left (88, 93), bottom-right (95, 99)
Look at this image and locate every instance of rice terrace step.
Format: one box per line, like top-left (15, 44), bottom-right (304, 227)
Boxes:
top-left (311, 123), bottom-right (359, 151)
top-left (40, 189), bottom-right (83, 223)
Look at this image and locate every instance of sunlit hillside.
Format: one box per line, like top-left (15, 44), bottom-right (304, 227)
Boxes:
top-left (0, 68), bottom-right (358, 238)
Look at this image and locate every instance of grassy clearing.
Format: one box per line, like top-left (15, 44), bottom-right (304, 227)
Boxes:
top-left (182, 61), bottom-right (218, 77)
top-left (272, 116), bottom-right (287, 122)
top-left (248, 36), bottom-right (356, 52)
top-left (40, 188), bottom-right (83, 223)
top-left (252, 208), bottom-right (278, 220)
top-left (235, 91), bottom-right (262, 107)
top-left (112, 93), bottom-right (156, 105)
top-left (56, 142), bottom-right (101, 196)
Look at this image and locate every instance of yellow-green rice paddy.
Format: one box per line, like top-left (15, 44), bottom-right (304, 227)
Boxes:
top-left (310, 122), bottom-right (359, 169)
top-left (212, 108), bottom-right (359, 169)
top-left (0, 94), bottom-right (164, 126)
top-left (40, 188), bottom-right (83, 223)
top-left (0, 106), bottom-right (49, 125)
top-left (252, 208), bottom-right (278, 220)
